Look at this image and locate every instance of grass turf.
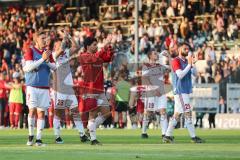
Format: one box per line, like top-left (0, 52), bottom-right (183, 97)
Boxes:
top-left (0, 129), bottom-right (239, 160)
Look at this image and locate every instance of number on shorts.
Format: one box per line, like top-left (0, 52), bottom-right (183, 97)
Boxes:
top-left (148, 103), bottom-right (154, 108)
top-left (184, 104), bottom-right (191, 110)
top-left (57, 99), bottom-right (64, 106)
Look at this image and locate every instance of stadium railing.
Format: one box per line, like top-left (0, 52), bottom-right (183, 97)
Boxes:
top-left (80, 19), bottom-right (135, 36)
top-left (152, 16), bottom-right (184, 25)
top-left (66, 7), bottom-right (88, 11)
top-left (48, 22), bottom-right (72, 27)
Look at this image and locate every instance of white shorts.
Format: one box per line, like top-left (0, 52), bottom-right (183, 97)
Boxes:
top-left (97, 93), bottom-right (109, 107)
top-left (143, 95), bottom-right (167, 112)
top-left (26, 86), bottom-right (51, 111)
top-left (174, 93), bottom-right (192, 113)
top-left (53, 91), bottom-right (78, 109)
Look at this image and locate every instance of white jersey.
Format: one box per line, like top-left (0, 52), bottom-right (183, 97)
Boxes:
top-left (141, 58), bottom-right (167, 110)
top-left (53, 48), bottom-right (73, 86)
top-left (141, 58), bottom-right (166, 96)
top-left (52, 48), bottom-right (75, 95)
top-left (52, 49), bottom-right (78, 108)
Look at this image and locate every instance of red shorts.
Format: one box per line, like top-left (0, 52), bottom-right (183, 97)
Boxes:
top-left (80, 98), bottom-right (98, 113)
top-left (136, 99), bottom-right (144, 113)
top-left (9, 103), bottom-right (22, 113)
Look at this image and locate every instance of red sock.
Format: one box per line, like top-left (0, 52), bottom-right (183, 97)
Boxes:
top-left (10, 113), bottom-right (14, 127)
top-left (14, 114), bottom-right (19, 128)
top-left (48, 115), bottom-right (53, 128)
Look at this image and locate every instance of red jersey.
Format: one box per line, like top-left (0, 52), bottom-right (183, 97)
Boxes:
top-left (0, 80), bottom-right (7, 99)
top-left (79, 46), bottom-right (114, 94)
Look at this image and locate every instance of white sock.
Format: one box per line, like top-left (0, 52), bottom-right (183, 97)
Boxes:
top-left (95, 115), bottom-right (105, 128)
top-left (142, 115), bottom-right (149, 134)
top-left (74, 120), bottom-right (85, 136)
top-left (36, 119), bottom-right (45, 140)
top-left (185, 118), bottom-right (196, 138)
top-left (28, 116), bottom-right (35, 136)
top-left (53, 117), bottom-right (61, 138)
top-left (88, 119), bottom-right (96, 141)
top-left (165, 117), bottom-right (177, 137)
top-left (156, 114), bottom-right (160, 128)
top-left (160, 114), bottom-right (168, 135)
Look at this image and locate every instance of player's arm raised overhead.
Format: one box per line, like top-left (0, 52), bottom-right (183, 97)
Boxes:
top-left (171, 55), bottom-right (192, 79)
top-left (96, 44), bottom-right (114, 62)
top-left (53, 30), bottom-right (67, 59)
top-left (23, 48), bottom-right (51, 72)
top-left (96, 34), bottom-right (115, 62)
top-left (69, 33), bottom-right (80, 55)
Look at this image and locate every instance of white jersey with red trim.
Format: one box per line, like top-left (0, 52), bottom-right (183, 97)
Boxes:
top-left (53, 48), bottom-right (73, 86)
top-left (52, 49), bottom-right (78, 108)
top-left (141, 58), bottom-right (166, 96)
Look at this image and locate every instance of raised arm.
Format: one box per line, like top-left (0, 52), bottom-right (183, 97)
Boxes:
top-left (69, 35), bottom-right (80, 55)
top-left (96, 45), bottom-right (114, 62)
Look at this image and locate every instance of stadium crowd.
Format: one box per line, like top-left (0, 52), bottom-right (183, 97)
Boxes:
top-left (0, 0), bottom-right (239, 130)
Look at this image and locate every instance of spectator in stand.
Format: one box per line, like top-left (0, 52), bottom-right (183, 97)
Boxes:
top-left (180, 17), bottom-right (189, 40)
top-left (166, 3), bottom-right (175, 17)
top-left (215, 13), bottom-right (225, 41)
top-left (140, 33), bottom-right (152, 56)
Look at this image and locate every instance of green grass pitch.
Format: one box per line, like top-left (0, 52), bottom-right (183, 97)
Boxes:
top-left (0, 129), bottom-right (239, 160)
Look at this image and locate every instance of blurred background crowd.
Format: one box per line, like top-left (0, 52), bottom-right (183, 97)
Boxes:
top-left (0, 0), bottom-right (240, 129)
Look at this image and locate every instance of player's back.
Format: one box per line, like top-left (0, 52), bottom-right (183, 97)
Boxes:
top-left (53, 48), bottom-right (74, 94)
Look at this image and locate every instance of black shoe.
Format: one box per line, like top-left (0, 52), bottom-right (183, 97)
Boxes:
top-left (80, 134), bottom-right (89, 143)
top-left (26, 135), bottom-right (34, 146)
top-left (35, 139), bottom-right (46, 146)
top-left (55, 137), bottom-right (64, 144)
top-left (191, 136), bottom-right (204, 143)
top-left (91, 139), bottom-right (102, 145)
top-left (161, 134), bottom-right (165, 142)
top-left (141, 133), bottom-right (149, 139)
top-left (85, 129), bottom-right (90, 137)
top-left (162, 136), bottom-right (174, 143)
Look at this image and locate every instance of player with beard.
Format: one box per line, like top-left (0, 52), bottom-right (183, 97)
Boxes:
top-left (163, 43), bottom-right (204, 143)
